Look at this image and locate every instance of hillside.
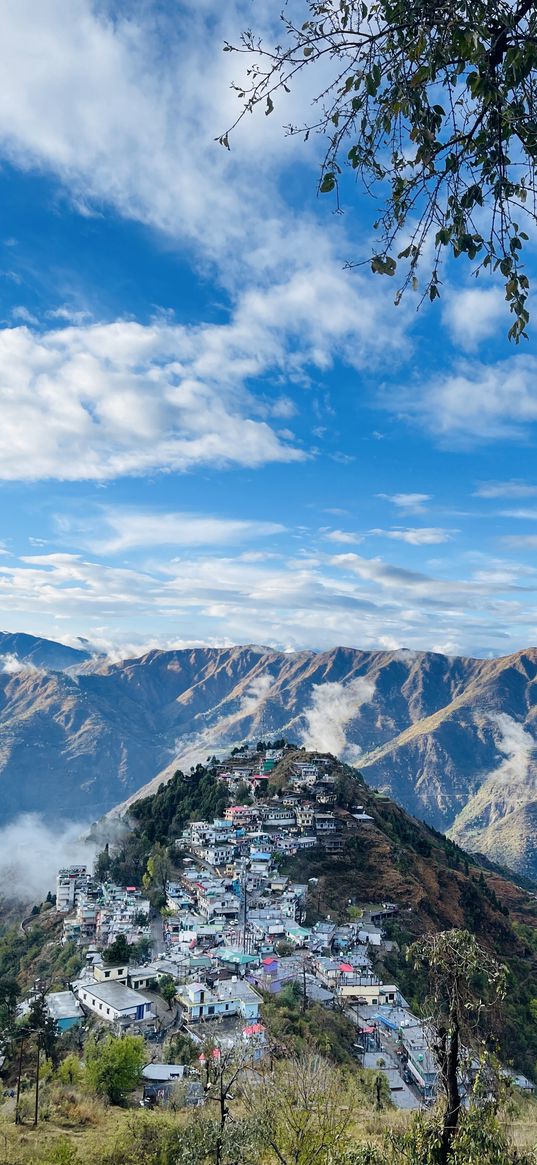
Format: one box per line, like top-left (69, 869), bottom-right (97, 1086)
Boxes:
top-left (107, 747), bottom-right (537, 1074)
top-left (2, 637), bottom-right (537, 877)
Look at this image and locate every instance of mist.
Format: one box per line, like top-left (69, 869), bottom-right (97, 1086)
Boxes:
top-left (0, 813), bottom-right (97, 904)
top-left (0, 653), bottom-right (44, 676)
top-left (489, 713), bottom-right (536, 786)
top-left (301, 677), bottom-right (375, 758)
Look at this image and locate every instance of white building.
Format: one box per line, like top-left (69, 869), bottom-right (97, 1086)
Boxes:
top-left (76, 980), bottom-right (153, 1025)
top-left (177, 979), bottom-right (261, 1023)
top-left (56, 866), bottom-right (90, 913)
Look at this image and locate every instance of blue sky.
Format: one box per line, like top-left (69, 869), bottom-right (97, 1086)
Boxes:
top-left (0, 0), bottom-right (537, 659)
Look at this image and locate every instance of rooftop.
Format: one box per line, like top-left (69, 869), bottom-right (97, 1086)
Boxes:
top-left (79, 980), bottom-right (151, 1010)
top-left (46, 991), bottom-right (84, 1021)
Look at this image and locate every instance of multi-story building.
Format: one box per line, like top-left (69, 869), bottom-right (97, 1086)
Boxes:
top-left (177, 979), bottom-right (262, 1023)
top-left (56, 866), bottom-right (91, 913)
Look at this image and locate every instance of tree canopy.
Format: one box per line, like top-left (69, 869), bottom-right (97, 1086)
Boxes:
top-left (85, 1034), bottom-right (145, 1106)
top-left (223, 0), bottom-right (537, 339)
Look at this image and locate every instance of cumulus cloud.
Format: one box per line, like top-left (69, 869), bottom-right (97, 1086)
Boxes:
top-left (0, 814), bottom-right (96, 902)
top-left (394, 355), bottom-right (537, 443)
top-left (0, 319), bottom-right (310, 481)
top-left (301, 676), bottom-right (375, 758)
top-left (442, 286), bottom-right (505, 351)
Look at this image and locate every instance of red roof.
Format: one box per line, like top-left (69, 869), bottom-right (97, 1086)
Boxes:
top-left (339, 962), bottom-right (353, 973)
top-left (243, 1023), bottom-right (265, 1036)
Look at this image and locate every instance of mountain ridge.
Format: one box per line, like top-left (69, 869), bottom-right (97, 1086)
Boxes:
top-left (1, 634), bottom-right (537, 877)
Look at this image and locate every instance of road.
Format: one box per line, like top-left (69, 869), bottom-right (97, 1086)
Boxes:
top-left (150, 912), bottom-right (164, 956)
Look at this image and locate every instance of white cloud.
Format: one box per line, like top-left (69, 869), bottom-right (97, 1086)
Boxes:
top-left (370, 527), bottom-right (453, 545)
top-left (322, 530), bottom-right (363, 544)
top-left (474, 481), bottom-right (537, 499)
top-left (442, 286), bottom-right (505, 351)
top-left (0, 814), bottom-right (95, 901)
top-left (11, 304), bottom-right (38, 324)
top-left (501, 535), bottom-right (537, 549)
top-left (1, 542), bottom-right (536, 660)
top-left (302, 677), bottom-right (375, 757)
top-left (377, 492), bottom-right (431, 514)
top-left (66, 507), bottom-right (284, 554)
top-left (238, 674), bottom-right (274, 714)
top-left (0, 653), bottom-right (43, 675)
top-left (0, 238), bottom-right (417, 483)
top-left (395, 355), bottom-right (537, 443)
top-left (0, 319), bottom-right (306, 481)
top-left (500, 508), bottom-right (537, 520)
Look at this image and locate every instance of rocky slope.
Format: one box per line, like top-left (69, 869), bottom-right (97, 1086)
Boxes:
top-left (1, 635), bottom-right (537, 877)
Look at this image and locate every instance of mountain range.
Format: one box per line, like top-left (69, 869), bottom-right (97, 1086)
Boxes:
top-left (0, 633), bottom-right (536, 878)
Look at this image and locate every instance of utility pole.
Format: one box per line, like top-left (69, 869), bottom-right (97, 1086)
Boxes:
top-left (15, 1036), bottom-right (25, 1124)
top-left (33, 1033), bottom-right (41, 1126)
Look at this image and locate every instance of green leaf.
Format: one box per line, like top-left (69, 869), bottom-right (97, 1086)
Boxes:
top-left (319, 173), bottom-right (336, 193)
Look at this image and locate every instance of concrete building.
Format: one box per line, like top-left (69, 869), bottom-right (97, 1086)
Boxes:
top-left (177, 979), bottom-right (261, 1023)
top-left (77, 981), bottom-right (153, 1025)
top-left (56, 866), bottom-right (91, 913)
top-left (45, 990), bottom-right (84, 1032)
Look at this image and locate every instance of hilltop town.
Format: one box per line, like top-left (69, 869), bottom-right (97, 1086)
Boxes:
top-left (5, 741), bottom-right (532, 1119)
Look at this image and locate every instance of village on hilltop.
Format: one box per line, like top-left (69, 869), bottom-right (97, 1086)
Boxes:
top-left (18, 744), bottom-right (534, 1110)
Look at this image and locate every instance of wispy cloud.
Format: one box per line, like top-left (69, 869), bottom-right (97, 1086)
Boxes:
top-left (393, 355), bottom-right (537, 444)
top-left (501, 535), bottom-right (537, 549)
top-left (474, 481), bottom-right (537, 500)
top-left (377, 493), bottom-right (431, 515)
top-left (370, 527), bottom-right (453, 545)
top-left (322, 529), bottom-right (363, 545)
top-left (65, 507), bottom-right (285, 554)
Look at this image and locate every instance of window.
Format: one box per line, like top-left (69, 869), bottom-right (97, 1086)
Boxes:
top-left (106, 1008), bottom-right (110, 1014)
top-left (104, 971), bottom-right (110, 978)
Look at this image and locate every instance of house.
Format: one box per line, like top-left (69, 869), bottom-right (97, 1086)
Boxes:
top-left (259, 806), bottom-right (296, 828)
top-left (344, 982), bottom-right (398, 1005)
top-left (45, 991), bottom-right (84, 1032)
top-left (295, 806), bottom-right (315, 829)
top-left (93, 963), bottom-right (128, 983)
top-left (400, 1024), bottom-right (437, 1099)
top-left (142, 1064), bottom-right (204, 1107)
top-left (314, 813), bottom-right (336, 833)
top-left (358, 926), bottom-right (383, 947)
top-left (249, 851), bottom-right (272, 875)
top-left (199, 844), bottom-right (235, 867)
top-left (177, 979), bottom-right (261, 1023)
top-left (242, 1022), bottom-right (267, 1061)
top-left (76, 981), bottom-right (153, 1025)
top-left (320, 836), bottom-right (343, 853)
top-left (296, 836), bottom-right (317, 849)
